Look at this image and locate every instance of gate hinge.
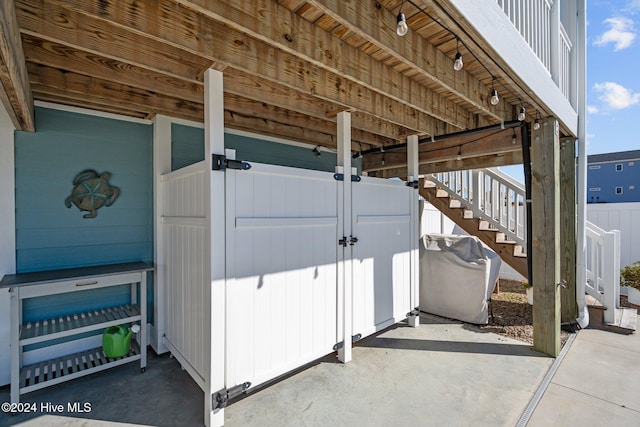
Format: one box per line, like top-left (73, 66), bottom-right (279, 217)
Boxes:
top-left (406, 308), bottom-right (420, 317)
top-left (212, 154), bottom-right (252, 171)
top-left (333, 341), bottom-right (344, 351)
top-left (338, 236), bottom-right (347, 247)
top-left (352, 333), bottom-right (362, 343)
top-left (212, 382), bottom-right (251, 412)
top-left (406, 180), bottom-right (419, 189)
top-left (333, 173), bottom-right (361, 182)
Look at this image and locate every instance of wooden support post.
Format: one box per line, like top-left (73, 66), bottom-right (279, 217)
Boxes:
top-left (407, 135), bottom-right (419, 327)
top-left (204, 68), bottom-right (225, 427)
top-left (337, 111), bottom-right (353, 363)
top-left (560, 138), bottom-right (578, 323)
top-left (532, 117), bottom-right (561, 357)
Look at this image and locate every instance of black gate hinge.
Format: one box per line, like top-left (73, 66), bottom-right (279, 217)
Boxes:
top-left (406, 308), bottom-right (420, 317)
top-left (333, 173), bottom-right (361, 182)
top-left (212, 154), bottom-right (252, 171)
top-left (406, 180), bottom-right (419, 189)
top-left (212, 382), bottom-right (251, 412)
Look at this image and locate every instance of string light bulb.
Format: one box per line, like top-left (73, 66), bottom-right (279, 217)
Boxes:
top-left (396, 1), bottom-right (408, 37)
top-left (490, 78), bottom-right (499, 105)
top-left (518, 105), bottom-right (526, 121)
top-left (456, 146), bottom-right (462, 161)
top-left (533, 113), bottom-right (541, 130)
top-left (453, 37), bottom-right (463, 71)
top-left (512, 129), bottom-right (517, 145)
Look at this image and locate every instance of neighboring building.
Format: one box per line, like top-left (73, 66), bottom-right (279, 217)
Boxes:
top-left (587, 150), bottom-right (640, 203)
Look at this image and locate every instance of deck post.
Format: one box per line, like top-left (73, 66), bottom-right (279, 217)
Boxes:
top-left (337, 111), bottom-right (353, 363)
top-left (204, 68), bottom-right (226, 427)
top-left (532, 117), bottom-right (561, 357)
top-left (407, 135), bottom-right (419, 327)
top-left (560, 138), bottom-right (578, 323)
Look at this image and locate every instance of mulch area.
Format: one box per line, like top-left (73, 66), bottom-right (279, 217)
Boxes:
top-left (479, 279), bottom-right (571, 347)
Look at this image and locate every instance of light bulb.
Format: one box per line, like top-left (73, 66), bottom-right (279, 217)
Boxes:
top-left (512, 135), bottom-right (517, 144)
top-left (396, 12), bottom-right (408, 36)
top-left (456, 153), bottom-right (461, 161)
top-left (453, 52), bottom-right (463, 71)
top-left (533, 118), bottom-right (541, 130)
top-left (518, 106), bottom-right (526, 121)
top-left (490, 89), bottom-right (499, 106)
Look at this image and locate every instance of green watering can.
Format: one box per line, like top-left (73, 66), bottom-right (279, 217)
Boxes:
top-left (102, 324), bottom-right (140, 358)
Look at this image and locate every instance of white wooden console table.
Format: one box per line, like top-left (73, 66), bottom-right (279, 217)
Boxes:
top-left (0, 261), bottom-right (154, 404)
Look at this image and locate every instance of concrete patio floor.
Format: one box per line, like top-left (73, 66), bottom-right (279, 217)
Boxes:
top-left (1, 313), bottom-right (554, 426)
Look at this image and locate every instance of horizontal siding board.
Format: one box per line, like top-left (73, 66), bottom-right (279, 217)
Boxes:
top-left (17, 243), bottom-right (153, 272)
top-left (16, 208), bottom-right (152, 229)
top-left (17, 226), bottom-right (151, 250)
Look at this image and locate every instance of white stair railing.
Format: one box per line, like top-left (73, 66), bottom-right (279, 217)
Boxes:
top-left (586, 222), bottom-right (621, 324)
top-left (428, 167), bottom-right (622, 323)
top-left (428, 168), bottom-right (527, 249)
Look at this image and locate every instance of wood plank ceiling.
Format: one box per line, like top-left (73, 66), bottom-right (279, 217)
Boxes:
top-left (8, 0), bottom-right (548, 174)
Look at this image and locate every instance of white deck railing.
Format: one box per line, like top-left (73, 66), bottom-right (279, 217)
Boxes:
top-left (495, 0), bottom-right (575, 107)
top-left (496, 0), bottom-right (553, 71)
top-left (428, 167), bottom-right (621, 323)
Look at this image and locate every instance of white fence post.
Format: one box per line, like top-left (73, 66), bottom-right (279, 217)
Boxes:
top-left (602, 230), bottom-right (621, 324)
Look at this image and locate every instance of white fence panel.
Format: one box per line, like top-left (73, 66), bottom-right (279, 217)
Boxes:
top-left (587, 202), bottom-right (640, 269)
top-left (161, 161), bottom-right (209, 388)
top-left (225, 163), bottom-right (339, 389)
top-left (351, 177), bottom-right (415, 337)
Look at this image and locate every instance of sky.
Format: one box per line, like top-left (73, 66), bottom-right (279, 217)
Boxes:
top-left (502, 0), bottom-right (640, 181)
top-left (587, 0), bottom-right (640, 155)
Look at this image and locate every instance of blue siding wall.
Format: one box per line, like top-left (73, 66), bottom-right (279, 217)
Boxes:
top-left (587, 161), bottom-right (639, 203)
top-left (171, 124), bottom-right (362, 172)
top-left (15, 107), bottom-right (153, 323)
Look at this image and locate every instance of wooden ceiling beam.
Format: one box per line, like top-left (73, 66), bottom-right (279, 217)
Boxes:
top-left (375, 151), bottom-right (523, 178)
top-left (27, 63), bottom-right (204, 121)
top-left (305, 0), bottom-right (510, 121)
top-left (0, 1), bottom-right (34, 131)
top-left (223, 69), bottom-right (411, 141)
top-left (176, 0), bottom-right (475, 130)
top-left (16, 0), bottom-right (211, 83)
top-left (47, 0), bottom-right (447, 136)
top-left (224, 93), bottom-right (394, 148)
top-left (362, 129), bottom-right (522, 170)
top-left (21, 34), bottom-right (204, 102)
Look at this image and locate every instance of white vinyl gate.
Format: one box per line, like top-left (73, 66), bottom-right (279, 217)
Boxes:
top-left (161, 158), bottom-right (417, 420)
top-left (224, 162), bottom-right (341, 389)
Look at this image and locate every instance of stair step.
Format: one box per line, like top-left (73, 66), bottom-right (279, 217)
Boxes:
top-left (423, 180), bottom-right (437, 188)
top-left (463, 210), bottom-right (474, 219)
top-left (605, 307), bottom-right (637, 334)
top-left (435, 189), bottom-right (449, 197)
top-left (449, 199), bottom-right (462, 208)
top-left (495, 233), bottom-right (517, 244)
top-left (513, 245), bottom-right (527, 257)
top-left (478, 220), bottom-right (498, 231)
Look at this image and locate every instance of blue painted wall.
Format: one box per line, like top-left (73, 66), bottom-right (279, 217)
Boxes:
top-left (171, 124), bottom-right (362, 172)
top-left (587, 160), bottom-right (639, 203)
top-left (15, 107), bottom-right (153, 323)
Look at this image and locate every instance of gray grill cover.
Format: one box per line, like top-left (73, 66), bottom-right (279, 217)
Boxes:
top-left (419, 234), bottom-right (502, 324)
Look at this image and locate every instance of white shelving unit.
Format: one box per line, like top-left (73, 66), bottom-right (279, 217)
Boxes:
top-left (0, 262), bottom-right (153, 403)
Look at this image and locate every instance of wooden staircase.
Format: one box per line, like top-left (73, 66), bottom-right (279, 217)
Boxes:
top-left (420, 169), bottom-right (635, 333)
top-left (419, 179), bottom-right (528, 277)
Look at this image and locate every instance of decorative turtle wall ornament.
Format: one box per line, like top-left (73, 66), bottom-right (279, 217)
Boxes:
top-left (64, 170), bottom-right (120, 218)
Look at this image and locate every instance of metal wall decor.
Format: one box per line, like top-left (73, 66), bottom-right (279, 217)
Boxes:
top-left (64, 170), bottom-right (120, 218)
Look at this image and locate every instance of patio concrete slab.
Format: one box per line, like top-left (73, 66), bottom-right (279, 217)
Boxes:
top-left (528, 320), bottom-right (640, 426)
top-left (1, 313), bottom-right (552, 427)
top-left (225, 314), bottom-right (552, 427)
